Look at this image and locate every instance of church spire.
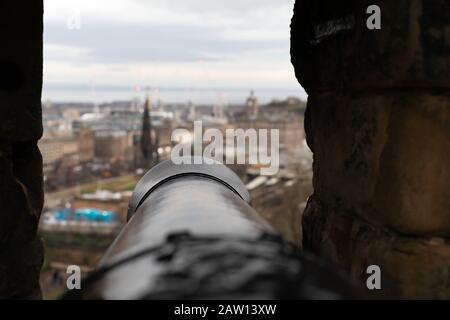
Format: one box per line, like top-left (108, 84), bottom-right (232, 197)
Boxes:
top-left (140, 96), bottom-right (155, 168)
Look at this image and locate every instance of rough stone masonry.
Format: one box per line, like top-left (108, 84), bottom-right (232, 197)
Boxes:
top-left (291, 0), bottom-right (450, 298)
top-left (0, 1), bottom-right (44, 299)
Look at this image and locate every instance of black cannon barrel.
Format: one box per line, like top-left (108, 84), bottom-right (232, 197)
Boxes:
top-left (101, 156), bottom-right (274, 267)
top-left (69, 157), bottom-right (360, 299)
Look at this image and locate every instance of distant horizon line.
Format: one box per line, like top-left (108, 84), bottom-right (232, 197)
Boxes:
top-left (42, 96), bottom-right (306, 106)
top-left (43, 83), bottom-right (304, 93)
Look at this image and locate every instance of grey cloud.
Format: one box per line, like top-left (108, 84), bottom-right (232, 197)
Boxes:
top-left (44, 18), bottom-right (288, 64)
top-left (132, 0), bottom-right (293, 15)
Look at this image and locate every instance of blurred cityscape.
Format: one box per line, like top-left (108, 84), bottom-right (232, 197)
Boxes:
top-left (38, 91), bottom-right (312, 298)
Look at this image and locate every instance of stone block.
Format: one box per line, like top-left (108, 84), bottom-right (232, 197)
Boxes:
top-left (306, 92), bottom-right (450, 236)
top-left (291, 0), bottom-right (450, 93)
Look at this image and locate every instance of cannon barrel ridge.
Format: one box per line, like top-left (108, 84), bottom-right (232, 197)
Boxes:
top-left (66, 158), bottom-right (361, 299)
top-left (127, 156), bottom-right (251, 220)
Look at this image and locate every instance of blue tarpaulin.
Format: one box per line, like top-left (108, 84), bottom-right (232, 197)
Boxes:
top-left (74, 208), bottom-right (117, 223)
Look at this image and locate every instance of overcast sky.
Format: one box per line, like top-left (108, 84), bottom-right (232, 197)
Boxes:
top-left (43, 0), bottom-right (302, 93)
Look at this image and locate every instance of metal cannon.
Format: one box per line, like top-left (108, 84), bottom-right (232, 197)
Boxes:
top-left (66, 157), bottom-right (359, 299)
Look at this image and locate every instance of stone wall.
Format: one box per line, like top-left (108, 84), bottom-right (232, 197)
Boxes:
top-left (291, 0), bottom-right (450, 298)
top-left (0, 1), bottom-right (44, 299)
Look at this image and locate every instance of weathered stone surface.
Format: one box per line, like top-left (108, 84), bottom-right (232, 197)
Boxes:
top-left (0, 0), bottom-right (43, 141)
top-left (0, 236), bottom-right (44, 299)
top-left (304, 198), bottom-right (450, 299)
top-left (0, 1), bottom-right (44, 299)
top-left (292, 0), bottom-right (450, 298)
top-left (0, 141), bottom-right (44, 299)
top-left (291, 0), bottom-right (450, 93)
top-left (307, 92), bottom-right (450, 236)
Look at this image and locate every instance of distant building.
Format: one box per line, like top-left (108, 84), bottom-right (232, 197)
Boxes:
top-left (94, 131), bottom-right (132, 162)
top-left (38, 136), bottom-right (62, 166)
top-left (246, 90), bottom-right (259, 118)
top-left (39, 128), bottom-right (95, 173)
top-left (77, 128), bottom-right (95, 164)
top-left (231, 117), bottom-right (304, 156)
top-left (188, 100), bottom-right (197, 121)
top-left (62, 108), bottom-right (80, 121)
top-left (230, 94), bottom-right (306, 157)
top-left (39, 131), bottom-right (79, 169)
